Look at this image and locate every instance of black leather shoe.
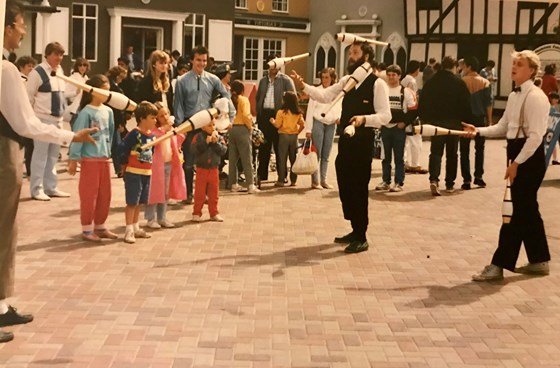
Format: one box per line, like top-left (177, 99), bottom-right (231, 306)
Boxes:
top-left (334, 232), bottom-right (357, 244)
top-left (473, 178), bottom-right (486, 187)
top-left (0, 306), bottom-right (33, 327)
top-left (344, 240), bottom-right (369, 253)
top-left (0, 330), bottom-right (14, 343)
top-left (461, 183), bottom-right (471, 190)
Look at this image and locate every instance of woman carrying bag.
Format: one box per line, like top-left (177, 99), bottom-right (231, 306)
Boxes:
top-left (304, 68), bottom-right (341, 189)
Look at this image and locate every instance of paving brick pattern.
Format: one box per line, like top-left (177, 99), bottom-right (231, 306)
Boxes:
top-left (1, 139), bottom-right (559, 367)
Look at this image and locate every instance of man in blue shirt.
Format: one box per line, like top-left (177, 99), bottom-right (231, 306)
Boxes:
top-left (174, 45), bottom-right (235, 203)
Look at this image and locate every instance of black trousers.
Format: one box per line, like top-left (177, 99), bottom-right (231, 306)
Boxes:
top-left (335, 128), bottom-right (374, 242)
top-left (257, 109), bottom-right (279, 181)
top-left (491, 139), bottom-right (550, 271)
top-left (429, 135), bottom-right (459, 188)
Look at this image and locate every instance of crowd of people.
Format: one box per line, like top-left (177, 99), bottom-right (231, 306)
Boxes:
top-left (1, 0), bottom-right (558, 344)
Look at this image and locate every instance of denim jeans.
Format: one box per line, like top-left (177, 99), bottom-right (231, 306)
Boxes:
top-left (460, 135), bottom-right (485, 183)
top-left (311, 120), bottom-right (336, 184)
top-left (380, 126), bottom-right (406, 185)
top-left (429, 135), bottom-right (459, 188)
top-left (145, 162), bottom-right (171, 221)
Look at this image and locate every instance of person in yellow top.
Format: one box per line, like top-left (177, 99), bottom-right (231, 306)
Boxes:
top-left (270, 91), bottom-right (305, 187)
top-left (228, 80), bottom-right (259, 194)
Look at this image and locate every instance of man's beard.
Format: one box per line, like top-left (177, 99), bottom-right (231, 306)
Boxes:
top-left (347, 55), bottom-right (367, 74)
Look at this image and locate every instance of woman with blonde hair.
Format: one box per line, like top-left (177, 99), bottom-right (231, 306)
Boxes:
top-left (137, 50), bottom-right (174, 113)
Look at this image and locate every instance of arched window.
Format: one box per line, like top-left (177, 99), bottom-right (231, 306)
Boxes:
top-left (383, 48), bottom-right (394, 66)
top-left (397, 47), bottom-right (407, 71)
top-left (314, 32), bottom-right (337, 83)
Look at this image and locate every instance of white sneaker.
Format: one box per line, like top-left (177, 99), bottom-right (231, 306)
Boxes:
top-left (375, 182), bottom-right (390, 191)
top-left (124, 230), bottom-right (136, 244)
top-left (32, 192), bottom-right (51, 201)
top-left (472, 264), bottom-right (504, 281)
top-left (146, 220), bottom-right (161, 229)
top-left (311, 183), bottom-right (323, 190)
top-left (192, 215), bottom-right (202, 222)
top-left (430, 181), bottom-right (441, 196)
top-left (247, 184), bottom-right (260, 194)
top-left (321, 182), bottom-right (334, 189)
top-left (230, 183), bottom-right (243, 192)
top-left (158, 220), bottom-right (175, 228)
top-left (45, 189), bottom-right (71, 198)
top-left (390, 184), bottom-right (403, 192)
top-left (134, 229), bottom-right (152, 238)
top-left (210, 214), bottom-right (224, 222)
top-left (514, 262), bottom-right (549, 275)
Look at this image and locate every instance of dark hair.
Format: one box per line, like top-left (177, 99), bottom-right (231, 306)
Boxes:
top-left (386, 64), bottom-right (402, 76)
top-left (319, 67), bottom-right (337, 85)
top-left (45, 42), bottom-right (65, 56)
top-left (428, 58), bottom-right (437, 64)
top-left (441, 56), bottom-right (457, 70)
top-left (106, 65), bottom-right (127, 81)
top-left (549, 92), bottom-right (560, 101)
top-left (171, 50), bottom-right (181, 59)
top-left (135, 101), bottom-right (158, 124)
top-left (72, 57), bottom-right (90, 74)
top-left (117, 57), bottom-right (129, 65)
top-left (352, 41), bottom-right (375, 65)
top-left (406, 60), bottom-right (420, 74)
top-left (377, 62), bottom-right (387, 71)
top-left (464, 56), bottom-right (480, 72)
top-left (15, 55), bottom-right (36, 70)
top-left (191, 45), bottom-right (208, 59)
top-left (230, 80), bottom-right (245, 110)
top-left (544, 64), bottom-right (556, 75)
top-left (281, 91), bottom-right (301, 115)
top-left (419, 61), bottom-right (426, 70)
top-left (5, 1), bottom-right (23, 29)
top-left (486, 60), bottom-right (495, 68)
top-left (79, 74), bottom-right (109, 110)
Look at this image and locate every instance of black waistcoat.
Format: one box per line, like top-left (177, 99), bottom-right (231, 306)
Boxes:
top-left (340, 73), bottom-right (377, 130)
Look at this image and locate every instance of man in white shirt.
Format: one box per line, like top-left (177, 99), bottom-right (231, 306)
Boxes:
top-left (401, 60), bottom-right (428, 175)
top-left (26, 41), bottom-right (69, 201)
top-left (0, 0), bottom-right (97, 343)
top-left (467, 50), bottom-right (551, 282)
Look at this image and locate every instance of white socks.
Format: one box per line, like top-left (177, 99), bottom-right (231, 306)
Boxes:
top-left (126, 224), bottom-right (134, 233)
top-left (133, 223), bottom-right (140, 232)
top-left (0, 300), bottom-right (8, 314)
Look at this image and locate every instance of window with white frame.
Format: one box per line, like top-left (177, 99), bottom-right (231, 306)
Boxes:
top-left (184, 13), bottom-right (206, 54)
top-left (235, 0), bottom-right (247, 9)
top-left (71, 3), bottom-right (97, 61)
top-left (243, 37), bottom-right (284, 81)
top-left (272, 0), bottom-right (288, 13)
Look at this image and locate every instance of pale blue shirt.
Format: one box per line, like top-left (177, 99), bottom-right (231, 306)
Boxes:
top-left (174, 70), bottom-right (235, 123)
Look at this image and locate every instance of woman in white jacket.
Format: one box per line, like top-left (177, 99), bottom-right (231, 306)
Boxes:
top-left (64, 57), bottom-right (90, 124)
top-left (304, 67), bottom-right (341, 189)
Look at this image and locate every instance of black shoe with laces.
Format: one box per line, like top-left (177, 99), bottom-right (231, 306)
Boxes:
top-left (0, 306), bottom-right (33, 327)
top-left (344, 240), bottom-right (369, 253)
top-left (473, 178), bottom-right (486, 187)
top-left (334, 232), bottom-right (358, 244)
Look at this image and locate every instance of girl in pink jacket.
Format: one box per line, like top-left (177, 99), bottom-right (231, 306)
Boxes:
top-left (144, 102), bottom-right (186, 228)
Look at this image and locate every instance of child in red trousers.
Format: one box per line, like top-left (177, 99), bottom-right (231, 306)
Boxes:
top-left (68, 75), bottom-right (117, 242)
top-left (191, 121), bottom-right (227, 222)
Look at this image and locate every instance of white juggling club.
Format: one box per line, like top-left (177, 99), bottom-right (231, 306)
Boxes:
top-left (56, 74), bottom-right (137, 112)
top-left (140, 108), bottom-right (220, 150)
top-left (267, 52), bottom-right (310, 69)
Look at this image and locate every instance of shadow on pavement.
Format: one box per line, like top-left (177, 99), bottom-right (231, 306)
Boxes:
top-left (343, 274), bottom-right (536, 307)
top-left (369, 189), bottom-right (436, 202)
top-left (154, 242), bottom-right (345, 277)
top-left (18, 235), bottom-right (122, 252)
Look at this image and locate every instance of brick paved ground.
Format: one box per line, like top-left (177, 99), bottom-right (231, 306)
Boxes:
top-left (1, 138), bottom-right (559, 368)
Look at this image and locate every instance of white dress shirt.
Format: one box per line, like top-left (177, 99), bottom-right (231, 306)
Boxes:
top-left (478, 79), bottom-right (549, 164)
top-left (303, 73), bottom-right (392, 129)
top-left (1, 60), bottom-right (74, 145)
